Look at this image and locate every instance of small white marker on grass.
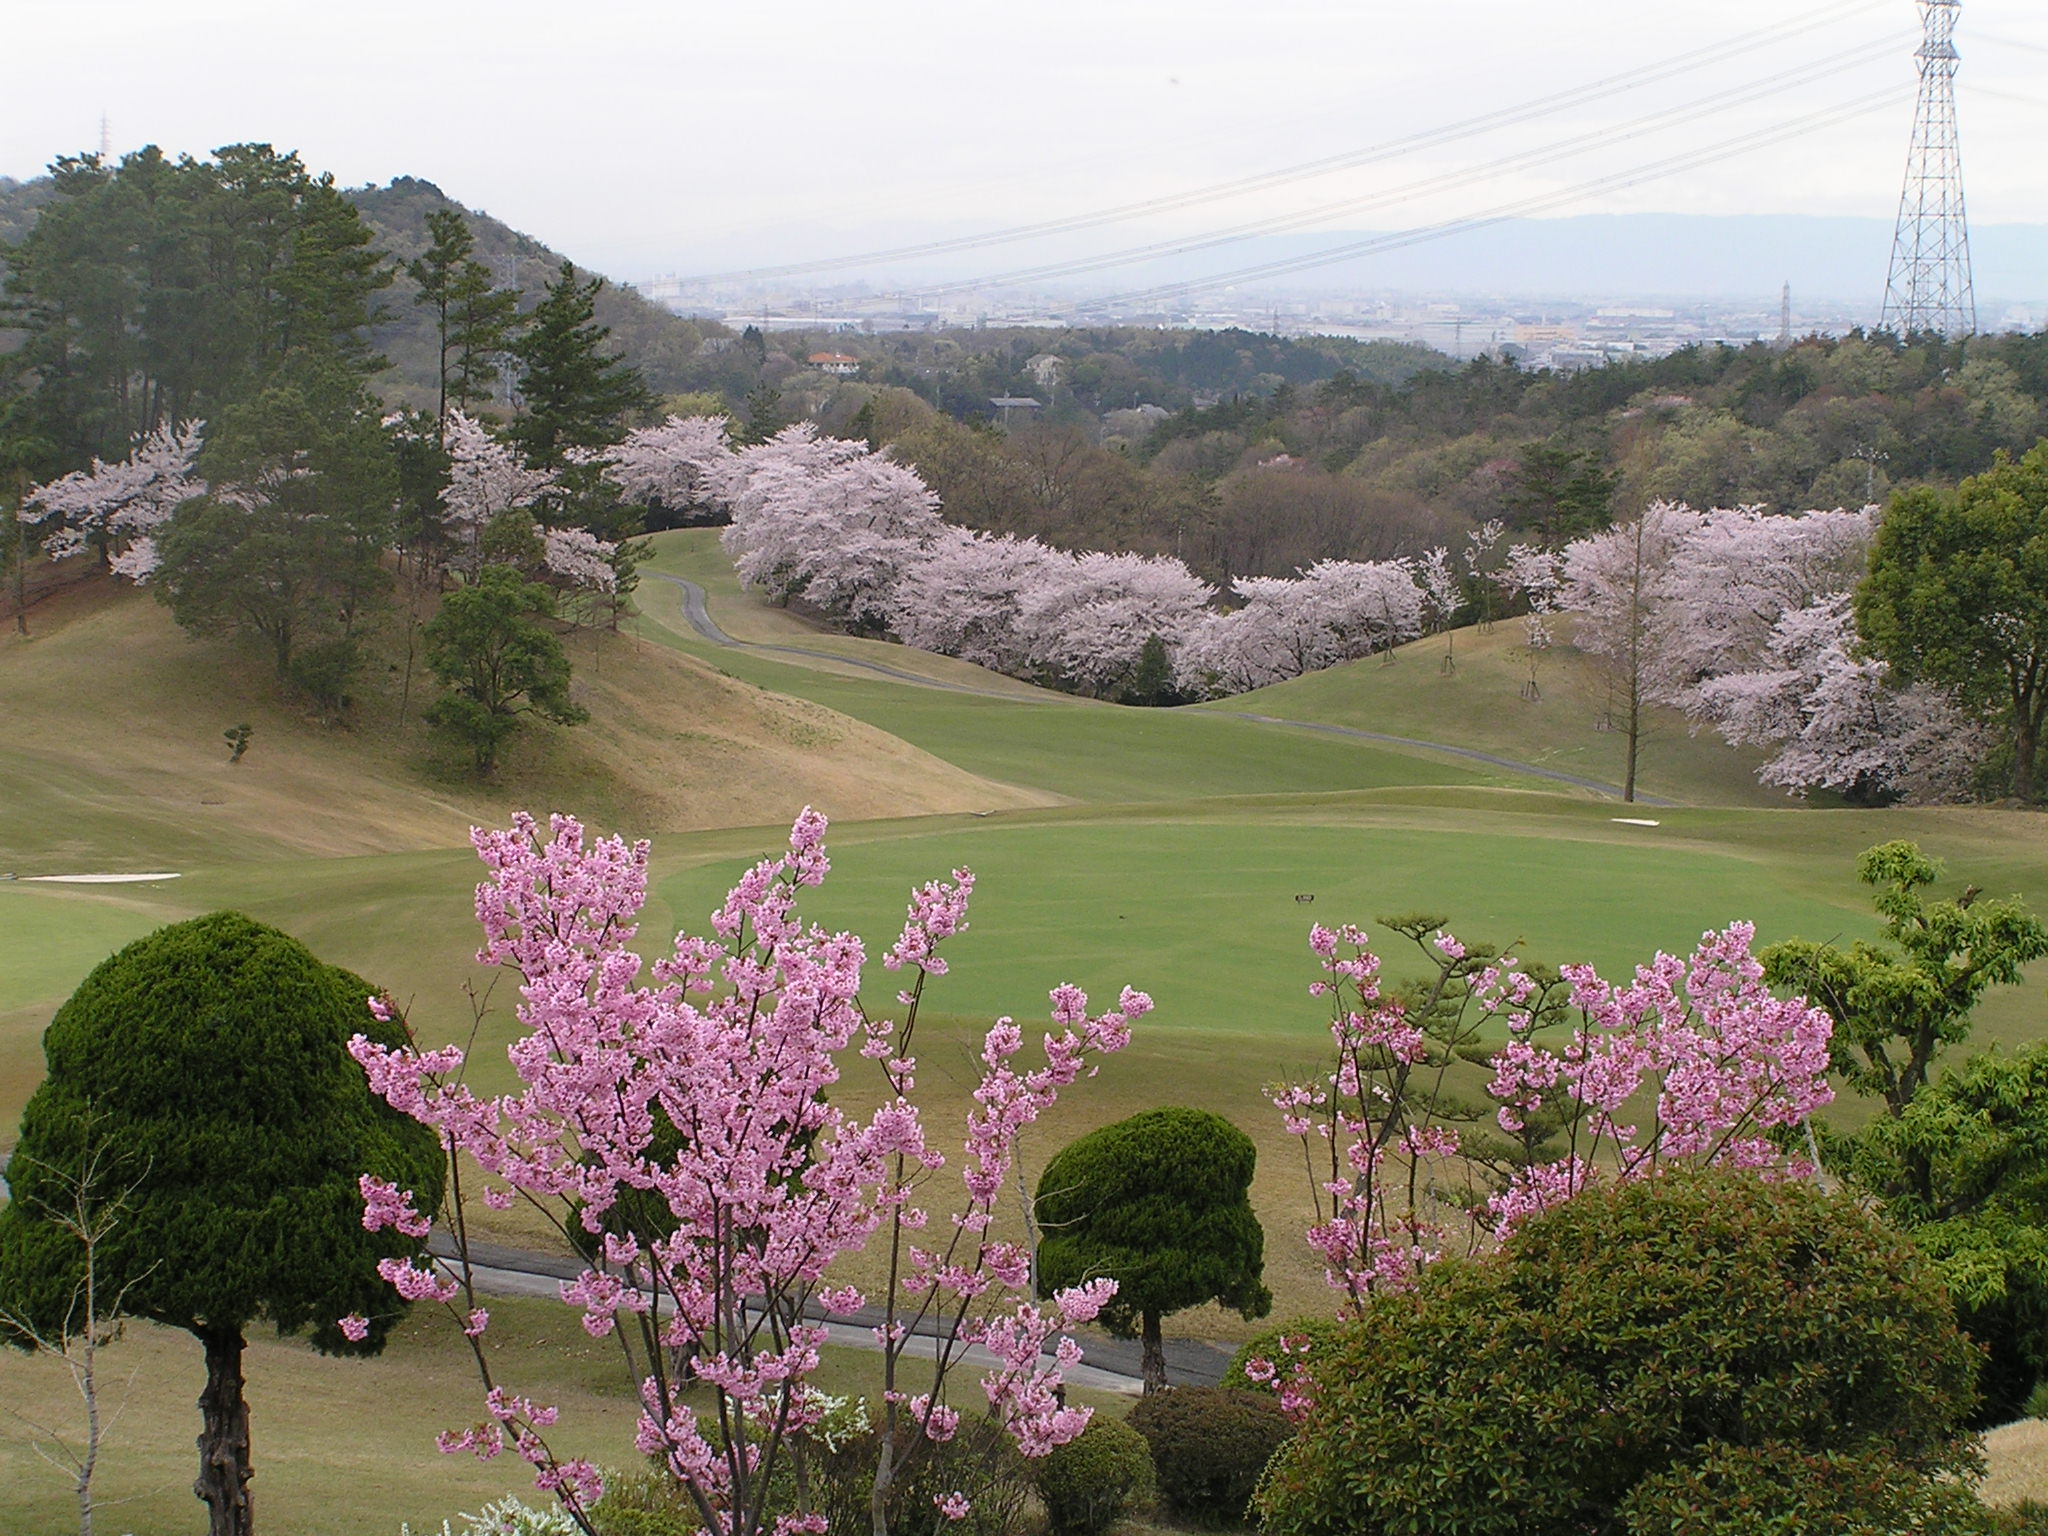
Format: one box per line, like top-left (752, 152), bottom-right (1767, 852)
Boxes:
top-left (1610, 818), bottom-right (1661, 827)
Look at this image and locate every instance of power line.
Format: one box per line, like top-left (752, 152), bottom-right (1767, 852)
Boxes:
top-left (1973, 29), bottom-right (2048, 54)
top-left (676, 0), bottom-right (1892, 285)
top-left (896, 35), bottom-right (1904, 299)
top-left (1085, 89), bottom-right (1908, 309)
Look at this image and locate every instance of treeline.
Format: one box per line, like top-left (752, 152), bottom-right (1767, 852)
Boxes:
top-left (652, 327), bottom-right (2048, 589)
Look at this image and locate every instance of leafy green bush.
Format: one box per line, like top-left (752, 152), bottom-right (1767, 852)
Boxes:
top-left (1255, 1169), bottom-right (1981, 1536)
top-left (1036, 1415), bottom-right (1155, 1536)
top-left (1219, 1315), bottom-right (1349, 1398)
top-left (1619, 1443), bottom-right (1996, 1535)
top-left (1128, 1385), bottom-right (1293, 1522)
top-left (2027, 1380), bottom-right (2048, 1423)
top-left (806, 1416), bottom-right (1032, 1536)
top-left (588, 1469), bottom-right (696, 1536)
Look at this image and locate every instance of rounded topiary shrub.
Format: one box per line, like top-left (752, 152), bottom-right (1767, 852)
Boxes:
top-left (1128, 1385), bottom-right (1294, 1522)
top-left (1036, 1415), bottom-right (1155, 1536)
top-left (1255, 1168), bottom-right (1981, 1536)
top-left (1619, 1442), bottom-right (1996, 1536)
top-left (1220, 1316), bottom-right (1349, 1398)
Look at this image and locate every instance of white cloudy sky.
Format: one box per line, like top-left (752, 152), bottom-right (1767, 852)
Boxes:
top-left (5, 0), bottom-right (2045, 283)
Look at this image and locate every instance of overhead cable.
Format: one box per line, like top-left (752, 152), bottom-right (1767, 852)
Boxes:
top-left (1084, 89), bottom-right (1910, 308)
top-left (676, 0), bottom-right (1892, 284)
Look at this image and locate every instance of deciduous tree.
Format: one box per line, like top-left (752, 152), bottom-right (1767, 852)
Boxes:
top-left (351, 811), bottom-right (1147, 1535)
top-left (1561, 501), bottom-right (1699, 802)
top-left (1859, 443), bottom-right (2048, 800)
top-left (421, 564), bottom-right (586, 772)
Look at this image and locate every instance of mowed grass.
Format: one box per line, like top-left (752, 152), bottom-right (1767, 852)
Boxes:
top-left (638, 530), bottom-right (1784, 807)
top-left (635, 533), bottom-right (1559, 804)
top-left (0, 578), bottom-right (1044, 871)
top-left (1198, 617), bottom-right (1789, 809)
top-left (0, 1293), bottom-right (1136, 1536)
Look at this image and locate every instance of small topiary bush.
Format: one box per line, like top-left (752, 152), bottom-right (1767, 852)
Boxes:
top-left (1036, 1415), bottom-right (1155, 1536)
top-left (1128, 1385), bottom-right (1294, 1522)
top-left (1619, 1442), bottom-right (1997, 1535)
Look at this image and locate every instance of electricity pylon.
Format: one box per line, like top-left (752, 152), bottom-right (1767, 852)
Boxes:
top-left (1880, 0), bottom-right (1976, 338)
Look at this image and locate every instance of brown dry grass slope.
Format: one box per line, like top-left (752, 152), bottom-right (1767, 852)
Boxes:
top-left (0, 579), bottom-right (1054, 870)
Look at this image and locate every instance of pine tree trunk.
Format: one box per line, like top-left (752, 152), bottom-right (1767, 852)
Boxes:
top-left (1141, 1310), bottom-right (1167, 1395)
top-left (194, 1326), bottom-right (254, 1536)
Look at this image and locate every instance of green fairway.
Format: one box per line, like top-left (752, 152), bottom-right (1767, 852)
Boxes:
top-left (1199, 606), bottom-right (1789, 809)
top-left (650, 804), bottom-right (1899, 1043)
top-left (634, 533), bottom-right (1578, 805)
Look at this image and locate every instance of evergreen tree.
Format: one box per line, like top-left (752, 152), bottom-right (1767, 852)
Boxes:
top-left (447, 256), bottom-right (519, 417)
top-left (1037, 1107), bottom-right (1272, 1393)
top-left (407, 206), bottom-right (474, 431)
top-left (155, 357), bottom-right (397, 685)
top-left (508, 259), bottom-right (650, 470)
top-left (1503, 439), bottom-right (1616, 548)
top-left (0, 912), bottom-right (444, 1536)
top-left (4, 143), bottom-right (392, 464)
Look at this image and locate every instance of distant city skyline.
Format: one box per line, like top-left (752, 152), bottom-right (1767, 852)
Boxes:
top-left (6, 0), bottom-right (2046, 290)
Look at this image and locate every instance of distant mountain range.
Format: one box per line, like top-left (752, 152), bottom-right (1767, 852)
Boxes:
top-left (660, 213), bottom-right (2048, 316)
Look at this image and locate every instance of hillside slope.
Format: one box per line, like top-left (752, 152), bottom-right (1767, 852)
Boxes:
top-left (0, 578), bottom-right (1050, 870)
top-left (1201, 620), bottom-right (1788, 809)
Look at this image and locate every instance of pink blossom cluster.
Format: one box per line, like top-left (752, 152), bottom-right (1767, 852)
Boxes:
top-left (618, 417), bottom-right (1439, 702)
top-left (1555, 501), bottom-right (1977, 802)
top-left (21, 419), bottom-right (206, 582)
top-left (1239, 1331), bottom-right (1322, 1425)
top-left (1274, 917), bottom-right (1835, 1319)
top-left (350, 808), bottom-right (1141, 1534)
top-left (439, 409), bottom-right (557, 578)
top-left (1484, 919), bottom-right (1834, 1231)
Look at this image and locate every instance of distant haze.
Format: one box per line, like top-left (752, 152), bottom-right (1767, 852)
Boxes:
top-left (5, 0), bottom-right (2046, 302)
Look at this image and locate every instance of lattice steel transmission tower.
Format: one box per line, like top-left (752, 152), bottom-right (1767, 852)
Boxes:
top-left (1881, 0), bottom-right (1975, 337)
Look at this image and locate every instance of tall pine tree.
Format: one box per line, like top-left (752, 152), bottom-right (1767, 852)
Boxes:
top-left (508, 259), bottom-right (650, 469)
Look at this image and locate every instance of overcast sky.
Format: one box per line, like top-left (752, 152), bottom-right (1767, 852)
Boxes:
top-left (4, 0), bottom-right (2045, 284)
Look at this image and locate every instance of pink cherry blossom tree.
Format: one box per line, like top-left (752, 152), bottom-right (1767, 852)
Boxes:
top-left (1416, 546), bottom-right (1461, 674)
top-left (724, 426), bottom-right (945, 633)
top-left (1493, 543), bottom-right (1560, 700)
top-left (1173, 560), bottom-right (1420, 697)
top-left (1694, 593), bottom-right (1984, 803)
top-left (1015, 549), bottom-right (1213, 698)
top-left (21, 420), bottom-right (207, 582)
top-left (350, 809), bottom-right (1146, 1536)
top-left (442, 410), bottom-right (556, 579)
top-left (884, 526), bottom-right (1067, 677)
top-left (1560, 501), bottom-right (1702, 802)
top-left (603, 415), bottom-right (741, 524)
top-left (1461, 518), bottom-right (1505, 631)
top-left (1257, 914), bottom-right (1833, 1417)
top-left (1652, 504), bottom-right (1877, 717)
